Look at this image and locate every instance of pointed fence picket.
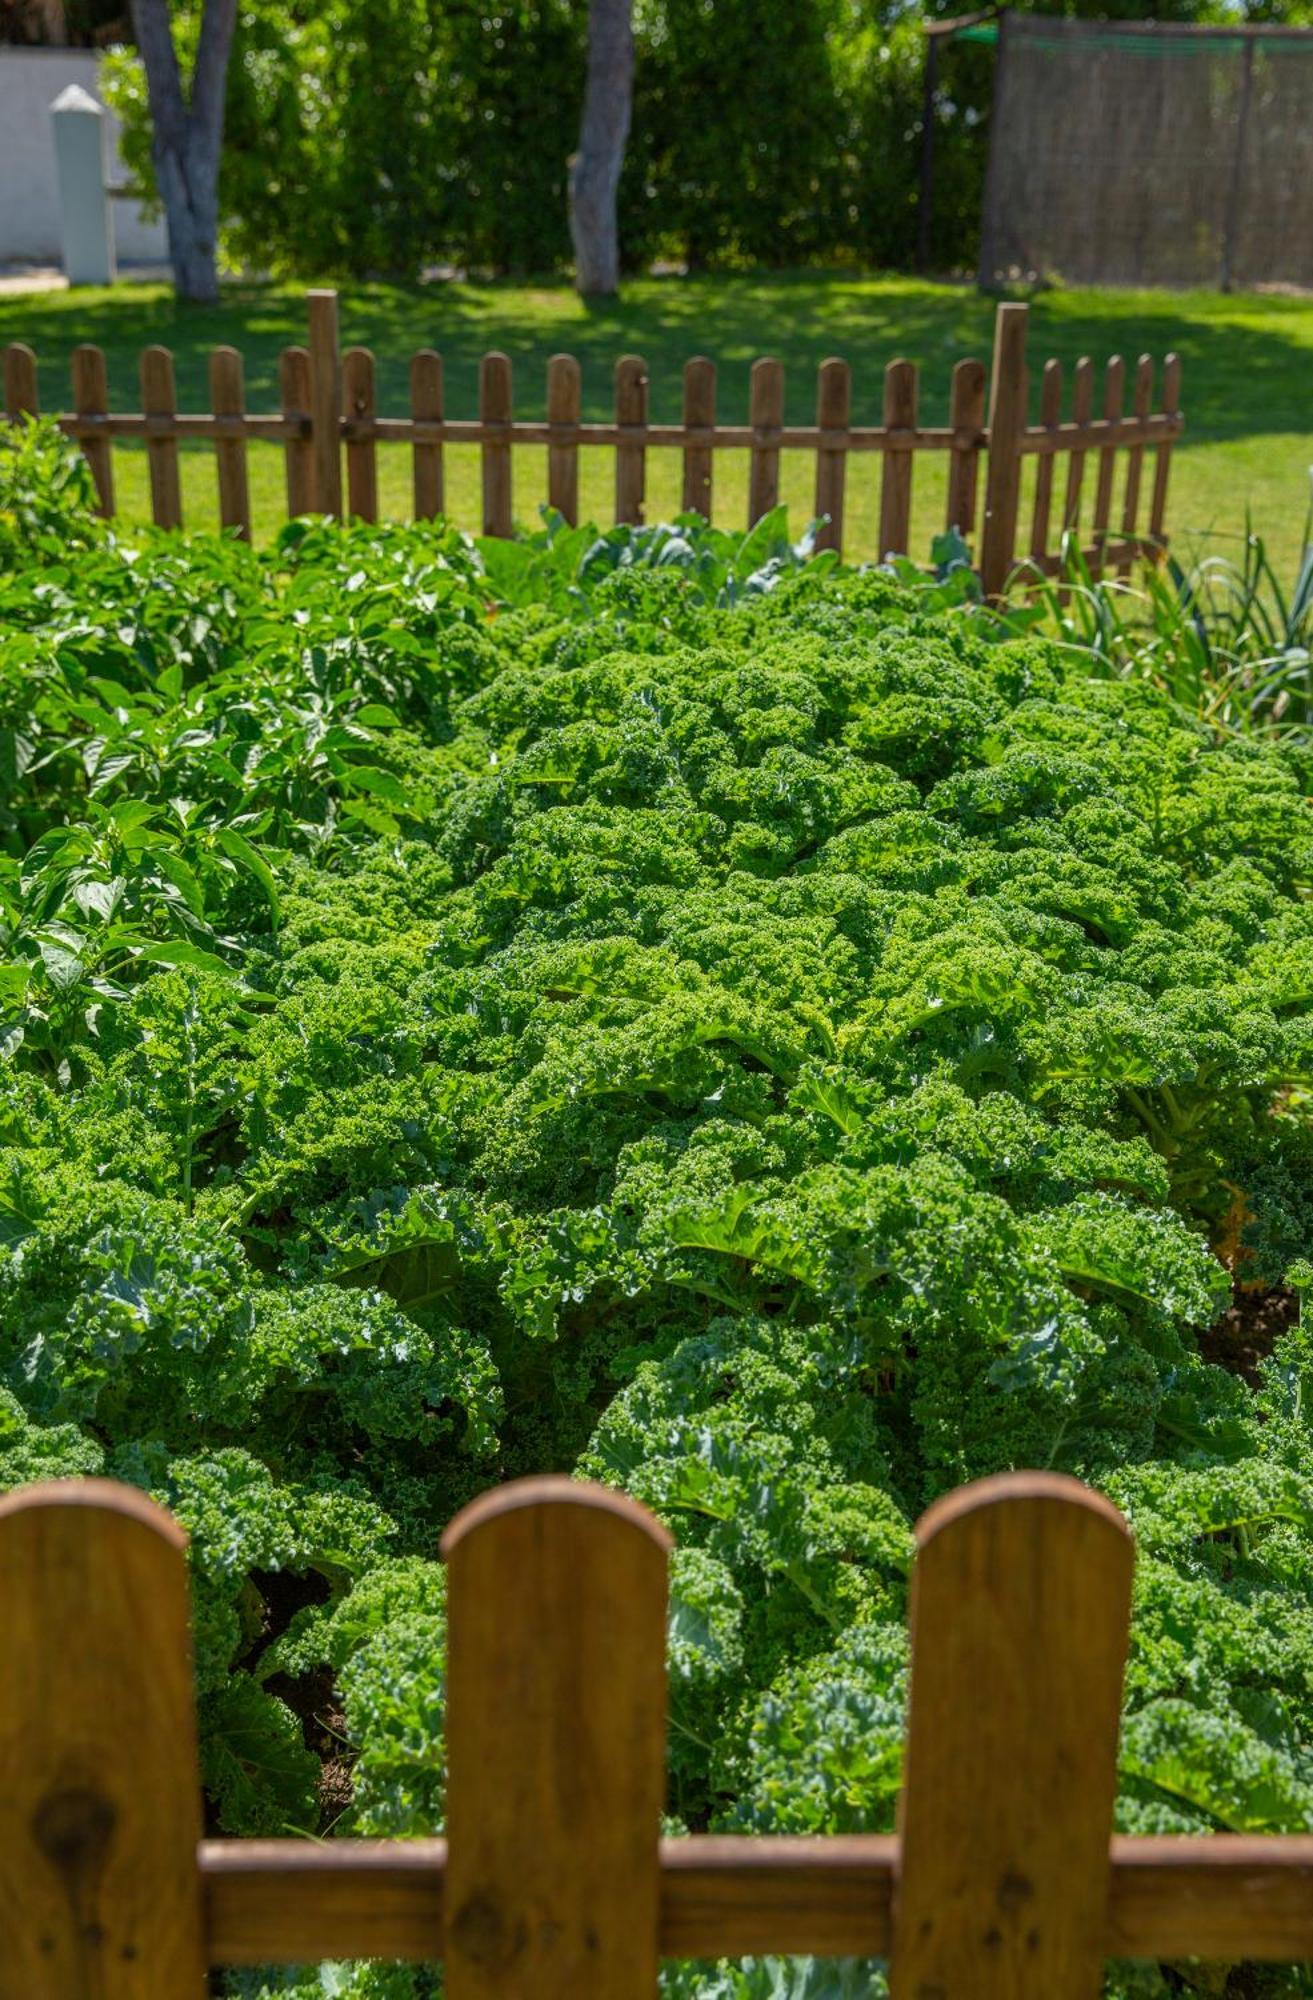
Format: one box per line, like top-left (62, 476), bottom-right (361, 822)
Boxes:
top-left (2, 289), bottom-right (1184, 593)
top-left (0, 1469), bottom-right (1311, 1997)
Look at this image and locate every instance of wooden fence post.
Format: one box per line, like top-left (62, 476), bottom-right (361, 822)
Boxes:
top-left (0, 1480), bottom-right (207, 1998)
top-left (71, 343), bottom-right (114, 518)
top-left (141, 344), bottom-right (182, 530)
top-left (889, 1471), bottom-right (1133, 2000)
top-left (748, 358), bottom-right (784, 526)
top-left (4, 342), bottom-right (38, 420)
top-left (1029, 356), bottom-right (1063, 569)
top-left (681, 358), bottom-right (715, 520)
top-left (1092, 354), bottom-right (1125, 577)
top-left (210, 345), bottom-right (250, 540)
top-left (410, 350), bottom-right (444, 521)
top-left (946, 356), bottom-right (986, 540)
top-left (1118, 353), bottom-right (1154, 577)
top-left (547, 353), bottom-right (581, 525)
top-left (279, 347), bottom-right (314, 519)
top-left (980, 301), bottom-right (1029, 598)
top-left (879, 358), bottom-right (918, 558)
top-left (307, 288), bottom-right (342, 520)
top-left (342, 346), bottom-right (378, 523)
top-left (442, 1477), bottom-right (670, 2000)
top-left (480, 353), bottom-right (513, 538)
top-left (814, 358), bottom-right (850, 555)
top-left (615, 355), bottom-right (648, 527)
top-left (1149, 353), bottom-right (1182, 551)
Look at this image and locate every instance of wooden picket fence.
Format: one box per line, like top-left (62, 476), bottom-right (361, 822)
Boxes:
top-left (1, 289), bottom-right (1184, 595)
top-left (0, 1469), bottom-right (1310, 1998)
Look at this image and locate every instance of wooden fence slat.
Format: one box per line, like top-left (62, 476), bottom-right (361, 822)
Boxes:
top-left (979, 302), bottom-right (1029, 597)
top-left (1118, 352), bottom-right (1154, 576)
top-left (889, 1472), bottom-right (1133, 2000)
top-left (279, 347), bottom-right (313, 519)
top-left (443, 1478), bottom-right (670, 2000)
top-left (1029, 356), bottom-right (1062, 568)
top-left (71, 344), bottom-right (114, 518)
top-left (945, 355), bottom-right (985, 538)
top-left (480, 352), bottom-right (513, 538)
top-left (140, 344), bottom-right (181, 530)
top-left (813, 357), bottom-right (850, 555)
top-left (209, 346), bottom-right (249, 540)
top-left (879, 358), bottom-right (918, 558)
top-left (4, 341), bottom-right (38, 419)
top-left (307, 288), bottom-right (342, 520)
top-left (615, 354), bottom-right (648, 527)
top-left (1062, 355), bottom-right (1095, 552)
top-left (1149, 352), bottom-right (1182, 550)
top-left (342, 347), bottom-right (378, 523)
top-left (1091, 354), bottom-right (1125, 578)
top-left (547, 353), bottom-right (581, 525)
top-left (0, 1480), bottom-right (206, 1999)
top-left (681, 358), bottom-right (715, 519)
top-left (748, 358), bottom-right (784, 526)
top-left (410, 351), bottom-right (444, 520)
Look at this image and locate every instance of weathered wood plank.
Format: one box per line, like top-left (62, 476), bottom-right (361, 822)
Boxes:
top-left (140, 344), bottom-right (182, 529)
top-left (410, 350), bottom-right (444, 520)
top-left (71, 343), bottom-right (114, 517)
top-left (547, 353), bottom-right (581, 525)
top-left (209, 345), bottom-right (249, 539)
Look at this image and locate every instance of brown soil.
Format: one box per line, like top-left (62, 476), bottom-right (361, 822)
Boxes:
top-left (1198, 1282), bottom-right (1298, 1387)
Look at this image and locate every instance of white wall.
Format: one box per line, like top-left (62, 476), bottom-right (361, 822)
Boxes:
top-left (0, 47), bottom-right (167, 266)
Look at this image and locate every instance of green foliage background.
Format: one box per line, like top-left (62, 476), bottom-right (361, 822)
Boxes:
top-left (4, 427), bottom-right (1313, 1997)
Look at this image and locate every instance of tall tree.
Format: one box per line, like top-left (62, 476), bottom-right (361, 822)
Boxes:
top-left (130, 0), bottom-right (236, 302)
top-left (568, 0), bottom-right (633, 296)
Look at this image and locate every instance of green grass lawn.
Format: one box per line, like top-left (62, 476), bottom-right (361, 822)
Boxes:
top-left (3, 270), bottom-right (1310, 575)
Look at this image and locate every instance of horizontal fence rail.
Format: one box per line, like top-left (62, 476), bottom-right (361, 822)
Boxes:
top-left (0, 1470), bottom-right (1310, 1998)
top-left (1, 289), bottom-right (1184, 591)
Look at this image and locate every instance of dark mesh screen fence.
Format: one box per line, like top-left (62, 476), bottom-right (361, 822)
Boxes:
top-left (979, 15), bottom-right (1313, 289)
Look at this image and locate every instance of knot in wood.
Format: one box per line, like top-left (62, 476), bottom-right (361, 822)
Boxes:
top-left (451, 1887), bottom-right (529, 1974)
top-left (32, 1786), bottom-right (117, 1884)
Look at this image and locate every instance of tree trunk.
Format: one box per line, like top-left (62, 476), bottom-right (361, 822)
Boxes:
top-left (130, 0), bottom-right (237, 304)
top-left (569, 0), bottom-right (634, 297)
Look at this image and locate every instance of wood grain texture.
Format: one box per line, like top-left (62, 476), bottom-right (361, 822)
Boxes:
top-left (480, 352), bottom-right (513, 537)
top-left (879, 359), bottom-right (918, 558)
top-left (1118, 354), bottom-right (1154, 576)
top-left (1149, 352), bottom-right (1182, 547)
top-left (946, 356), bottom-right (985, 537)
top-left (199, 1830), bottom-right (1313, 1967)
top-left (342, 346), bottom-right (378, 523)
top-left (71, 344), bottom-right (114, 517)
top-left (1029, 356), bottom-right (1062, 566)
top-left (890, 1471), bottom-right (1133, 2000)
top-left (747, 358), bottom-right (784, 525)
top-left (1062, 355), bottom-right (1095, 541)
top-left (681, 358), bottom-right (715, 518)
top-left (279, 346), bottom-right (314, 518)
top-left (1091, 354), bottom-right (1126, 576)
top-left (979, 302), bottom-right (1029, 597)
top-left (547, 353), bottom-right (581, 525)
top-left (410, 350), bottom-right (444, 520)
top-left (209, 346), bottom-right (249, 538)
top-left (442, 1477), bottom-right (670, 2000)
top-left (0, 1480), bottom-right (206, 1999)
top-left (306, 288), bottom-right (342, 518)
top-left (614, 354), bottom-right (648, 526)
top-left (4, 341), bottom-right (38, 418)
top-left (141, 344), bottom-right (182, 529)
top-left (813, 358), bottom-right (850, 555)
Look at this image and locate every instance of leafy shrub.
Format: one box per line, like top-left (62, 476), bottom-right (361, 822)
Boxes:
top-left (2, 485), bottom-right (1313, 1997)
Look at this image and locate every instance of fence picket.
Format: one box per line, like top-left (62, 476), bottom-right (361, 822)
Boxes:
top-left (71, 343), bottom-right (114, 518)
top-left (879, 358), bottom-right (918, 558)
top-left (480, 353), bottom-right (513, 537)
top-left (682, 358), bottom-right (715, 519)
top-left (946, 356), bottom-right (985, 539)
top-left (748, 358), bottom-right (784, 525)
top-left (210, 346), bottom-right (250, 539)
top-left (615, 355), bottom-right (648, 526)
top-left (1062, 355), bottom-right (1095, 549)
top-left (1092, 354), bottom-right (1125, 576)
top-left (0, 1480), bottom-right (207, 1998)
top-left (889, 1472), bottom-right (1133, 1999)
top-left (4, 341), bottom-right (38, 419)
top-left (1149, 352), bottom-right (1182, 550)
top-left (1029, 357), bottom-right (1063, 569)
top-left (980, 303), bottom-right (1029, 596)
top-left (442, 1478), bottom-right (670, 2000)
top-left (410, 350), bottom-right (444, 521)
top-left (343, 347), bottom-right (378, 523)
top-left (1118, 353), bottom-right (1155, 576)
top-left (813, 358), bottom-right (850, 555)
top-left (279, 347), bottom-right (313, 519)
top-left (141, 344), bottom-right (181, 530)
top-left (547, 354), bottom-right (581, 525)
top-left (307, 288), bottom-right (342, 520)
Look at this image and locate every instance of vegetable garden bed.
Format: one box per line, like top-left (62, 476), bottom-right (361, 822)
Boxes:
top-left (2, 424), bottom-right (1312, 1998)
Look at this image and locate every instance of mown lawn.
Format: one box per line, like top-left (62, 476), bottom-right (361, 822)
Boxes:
top-left (2, 269), bottom-right (1310, 573)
